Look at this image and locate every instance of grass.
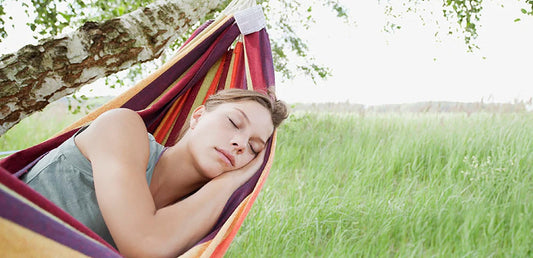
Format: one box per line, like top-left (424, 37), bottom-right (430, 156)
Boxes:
top-left (0, 97), bottom-right (107, 156)
top-left (1, 107), bottom-right (532, 257)
top-left (226, 112), bottom-right (533, 257)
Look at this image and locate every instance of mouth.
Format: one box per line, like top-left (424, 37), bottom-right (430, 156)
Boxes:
top-left (215, 148), bottom-right (235, 167)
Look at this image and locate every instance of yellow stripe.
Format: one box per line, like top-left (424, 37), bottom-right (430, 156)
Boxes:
top-left (0, 217), bottom-right (88, 257)
top-left (242, 39), bottom-right (254, 90)
top-left (193, 57), bottom-right (223, 107)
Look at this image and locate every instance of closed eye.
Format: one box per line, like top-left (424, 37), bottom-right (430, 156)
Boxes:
top-left (249, 143), bottom-right (258, 155)
top-left (228, 117), bottom-right (238, 129)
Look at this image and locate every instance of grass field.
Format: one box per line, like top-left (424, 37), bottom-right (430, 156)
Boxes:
top-left (226, 112), bottom-right (533, 257)
top-left (1, 106), bottom-right (532, 257)
top-left (0, 97), bottom-right (106, 156)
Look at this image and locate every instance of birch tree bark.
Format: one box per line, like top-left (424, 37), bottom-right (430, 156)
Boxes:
top-left (0, 0), bottom-right (228, 135)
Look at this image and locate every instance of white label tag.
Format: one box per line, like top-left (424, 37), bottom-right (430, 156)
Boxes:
top-left (234, 5), bottom-right (266, 35)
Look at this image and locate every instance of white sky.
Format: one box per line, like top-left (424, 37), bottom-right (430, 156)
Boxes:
top-left (276, 0), bottom-right (533, 105)
top-left (1, 0), bottom-right (532, 105)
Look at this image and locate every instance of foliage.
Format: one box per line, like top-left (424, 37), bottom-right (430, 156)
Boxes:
top-left (382, 0), bottom-right (533, 52)
top-left (17, 0), bottom-right (153, 38)
top-left (0, 4), bottom-right (8, 40)
top-left (259, 0), bottom-right (347, 82)
top-left (0, 0), bottom-right (344, 84)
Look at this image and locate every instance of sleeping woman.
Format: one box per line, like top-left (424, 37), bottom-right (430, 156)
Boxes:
top-left (21, 89), bottom-right (288, 257)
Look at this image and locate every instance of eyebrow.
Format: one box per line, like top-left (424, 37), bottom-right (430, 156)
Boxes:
top-left (234, 107), bottom-right (266, 145)
top-left (234, 107), bottom-right (250, 124)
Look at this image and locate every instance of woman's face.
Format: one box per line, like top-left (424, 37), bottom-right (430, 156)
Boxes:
top-left (187, 100), bottom-right (274, 179)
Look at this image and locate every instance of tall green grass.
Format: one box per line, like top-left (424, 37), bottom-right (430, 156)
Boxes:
top-left (0, 105), bottom-right (84, 156)
top-left (227, 112), bottom-right (533, 257)
top-left (0, 97), bottom-right (107, 156)
top-left (1, 109), bottom-right (532, 256)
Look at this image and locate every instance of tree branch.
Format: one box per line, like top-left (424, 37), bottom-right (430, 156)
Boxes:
top-left (0, 0), bottom-right (228, 135)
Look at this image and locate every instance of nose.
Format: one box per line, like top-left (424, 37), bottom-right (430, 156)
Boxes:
top-left (231, 135), bottom-right (246, 154)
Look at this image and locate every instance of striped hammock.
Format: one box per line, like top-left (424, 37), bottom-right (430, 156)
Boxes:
top-left (0, 8), bottom-right (276, 257)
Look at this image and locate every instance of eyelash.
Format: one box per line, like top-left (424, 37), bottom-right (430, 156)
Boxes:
top-left (229, 117), bottom-right (258, 155)
top-left (250, 144), bottom-right (258, 155)
top-left (229, 118), bottom-right (238, 129)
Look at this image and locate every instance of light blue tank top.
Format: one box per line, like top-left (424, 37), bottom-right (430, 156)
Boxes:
top-left (22, 128), bottom-right (165, 248)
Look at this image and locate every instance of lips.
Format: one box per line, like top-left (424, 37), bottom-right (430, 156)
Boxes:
top-left (216, 148), bottom-right (235, 167)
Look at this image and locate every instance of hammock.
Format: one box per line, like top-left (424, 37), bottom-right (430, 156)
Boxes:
top-left (0, 5), bottom-right (275, 257)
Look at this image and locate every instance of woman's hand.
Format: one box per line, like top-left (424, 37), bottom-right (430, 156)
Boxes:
top-left (215, 149), bottom-right (266, 188)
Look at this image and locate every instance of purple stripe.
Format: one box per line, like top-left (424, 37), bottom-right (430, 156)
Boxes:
top-left (218, 51), bottom-right (233, 91)
top-left (179, 20), bottom-right (214, 50)
top-left (0, 130), bottom-right (75, 175)
top-left (13, 152), bottom-right (48, 178)
top-left (141, 24), bottom-right (241, 136)
top-left (183, 25), bottom-right (241, 99)
top-left (165, 79), bottom-right (205, 145)
top-left (0, 187), bottom-right (120, 257)
top-left (260, 29), bottom-right (276, 87)
top-left (123, 18), bottom-right (236, 111)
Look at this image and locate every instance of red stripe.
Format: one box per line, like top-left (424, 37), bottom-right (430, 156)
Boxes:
top-left (244, 31), bottom-right (267, 93)
top-left (164, 79), bottom-right (203, 146)
top-left (154, 90), bottom-right (190, 144)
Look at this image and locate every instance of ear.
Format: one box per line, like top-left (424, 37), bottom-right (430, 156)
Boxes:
top-left (189, 105), bottom-right (206, 129)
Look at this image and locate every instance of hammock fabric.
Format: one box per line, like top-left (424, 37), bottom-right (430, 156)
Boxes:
top-left (0, 11), bottom-right (276, 257)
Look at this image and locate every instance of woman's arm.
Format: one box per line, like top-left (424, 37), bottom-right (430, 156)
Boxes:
top-left (76, 108), bottom-right (262, 257)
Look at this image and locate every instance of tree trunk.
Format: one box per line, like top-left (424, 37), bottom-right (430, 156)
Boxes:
top-left (0, 0), bottom-right (229, 135)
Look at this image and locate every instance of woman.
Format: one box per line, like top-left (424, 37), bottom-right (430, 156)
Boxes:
top-left (22, 89), bottom-right (288, 257)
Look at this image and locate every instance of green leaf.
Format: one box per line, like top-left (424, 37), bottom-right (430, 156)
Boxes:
top-left (521, 8), bottom-right (527, 14)
top-left (59, 12), bottom-right (72, 23)
top-left (514, 18), bottom-right (521, 22)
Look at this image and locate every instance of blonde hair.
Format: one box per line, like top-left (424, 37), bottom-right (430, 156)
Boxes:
top-left (205, 88), bottom-right (289, 128)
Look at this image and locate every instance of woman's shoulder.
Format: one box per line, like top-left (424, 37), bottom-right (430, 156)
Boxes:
top-left (96, 108), bottom-right (144, 125)
top-left (75, 108), bottom-right (150, 161)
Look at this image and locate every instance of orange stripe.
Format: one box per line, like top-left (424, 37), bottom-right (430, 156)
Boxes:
top-left (229, 42), bottom-right (243, 89)
top-left (153, 90), bottom-right (190, 143)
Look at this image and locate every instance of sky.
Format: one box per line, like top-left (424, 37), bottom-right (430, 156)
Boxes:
top-left (276, 1), bottom-right (533, 105)
top-left (1, 0), bottom-right (532, 105)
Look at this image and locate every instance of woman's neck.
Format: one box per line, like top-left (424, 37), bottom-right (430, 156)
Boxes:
top-left (149, 140), bottom-right (208, 209)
